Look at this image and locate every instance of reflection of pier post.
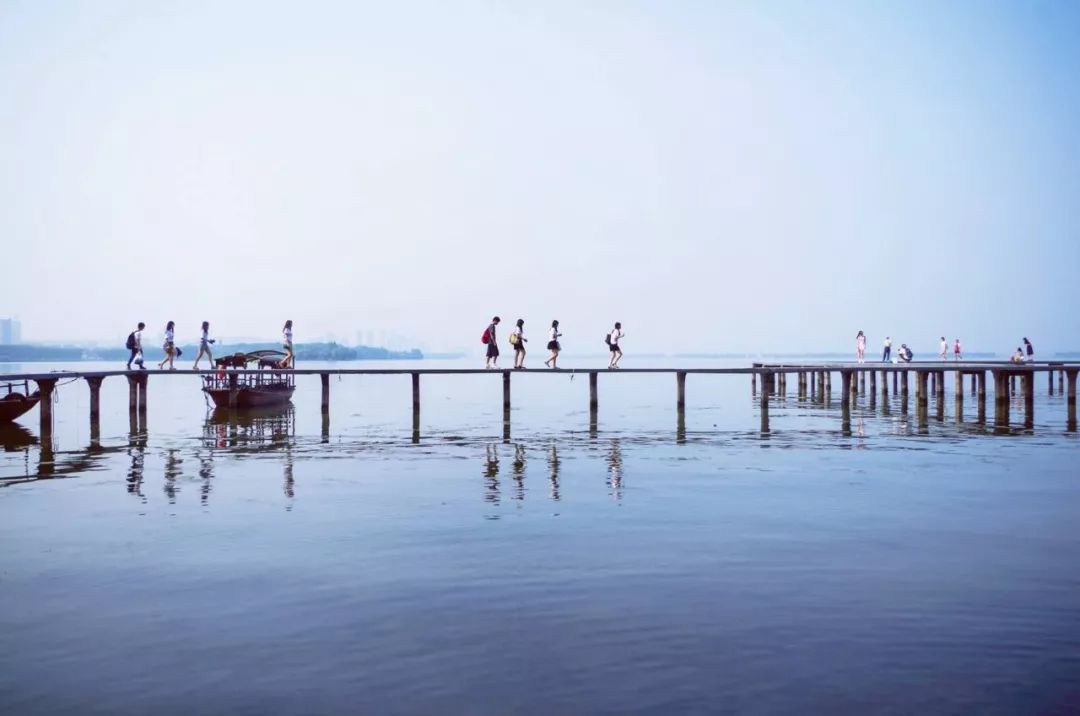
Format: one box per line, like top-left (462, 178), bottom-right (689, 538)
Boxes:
top-left (900, 371), bottom-right (909, 413)
top-left (840, 370), bottom-right (852, 433)
top-left (1023, 373), bottom-right (1034, 429)
top-left (759, 370), bottom-right (770, 434)
top-left (916, 371), bottom-right (929, 428)
top-left (86, 376), bottom-right (104, 444)
top-left (589, 371), bottom-right (598, 413)
top-left (137, 373), bottom-right (147, 415)
top-left (954, 370), bottom-right (963, 423)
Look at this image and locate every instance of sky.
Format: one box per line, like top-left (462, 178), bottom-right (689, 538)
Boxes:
top-left (1, 0), bottom-right (1078, 355)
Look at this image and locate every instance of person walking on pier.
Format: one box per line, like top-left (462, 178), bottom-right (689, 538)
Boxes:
top-left (1023, 337), bottom-right (1034, 362)
top-left (953, 338), bottom-right (963, 361)
top-left (544, 320), bottom-right (562, 369)
top-left (193, 321), bottom-right (216, 370)
top-left (855, 331), bottom-right (866, 363)
top-left (511, 319), bottom-right (527, 369)
top-left (882, 336), bottom-right (892, 362)
top-left (157, 321), bottom-right (178, 370)
top-left (126, 322), bottom-right (145, 370)
top-left (280, 320), bottom-right (294, 368)
top-left (483, 316), bottom-right (501, 369)
top-left (607, 322), bottom-right (624, 369)
top-left (938, 337), bottom-right (947, 361)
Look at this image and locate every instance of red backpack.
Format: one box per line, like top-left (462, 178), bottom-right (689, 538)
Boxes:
top-left (481, 327), bottom-right (490, 344)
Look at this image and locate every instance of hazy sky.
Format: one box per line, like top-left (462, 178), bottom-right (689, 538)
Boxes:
top-left (2, 0), bottom-right (1078, 354)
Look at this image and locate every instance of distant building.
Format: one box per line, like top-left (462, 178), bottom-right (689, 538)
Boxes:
top-left (0, 317), bottom-right (21, 344)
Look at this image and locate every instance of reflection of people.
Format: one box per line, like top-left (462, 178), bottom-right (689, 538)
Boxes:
top-left (512, 444), bottom-right (526, 500)
top-left (163, 448), bottom-right (182, 503)
top-left (547, 443), bottom-right (561, 501)
top-left (606, 439), bottom-right (623, 500)
top-left (484, 444), bottom-right (500, 504)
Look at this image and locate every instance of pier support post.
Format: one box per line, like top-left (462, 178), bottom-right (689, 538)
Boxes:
top-left (128, 374), bottom-right (138, 412)
top-left (751, 372), bottom-right (756, 395)
top-left (760, 371), bottom-right (770, 434)
top-left (320, 373), bottom-right (330, 415)
top-left (976, 371), bottom-right (986, 424)
top-left (892, 371), bottom-right (898, 396)
top-left (228, 372), bottom-right (239, 410)
top-left (1023, 373), bottom-right (1035, 428)
top-left (35, 378), bottom-right (58, 439)
top-left (900, 371), bottom-right (909, 412)
top-left (589, 371), bottom-right (598, 412)
top-left (880, 371), bottom-right (888, 401)
top-left (136, 373), bottom-right (148, 415)
top-left (1049, 369), bottom-right (1054, 396)
top-left (86, 376), bottom-right (104, 444)
top-left (1066, 369), bottom-right (1077, 431)
top-left (1060, 369), bottom-right (1065, 394)
top-left (935, 370), bottom-right (945, 406)
top-left (858, 371), bottom-right (865, 395)
top-left (411, 372), bottom-right (420, 443)
top-left (849, 370), bottom-right (858, 404)
top-left (840, 370), bottom-right (852, 433)
top-left (676, 371), bottom-right (686, 411)
top-left (971, 374), bottom-right (977, 396)
top-left (503, 370), bottom-right (511, 411)
top-left (916, 371), bottom-right (929, 428)
top-left (993, 371), bottom-right (1009, 428)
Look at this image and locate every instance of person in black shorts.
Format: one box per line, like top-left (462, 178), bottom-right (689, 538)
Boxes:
top-left (484, 316), bottom-right (501, 369)
top-left (608, 322), bottom-right (624, 369)
top-left (544, 320), bottom-right (562, 369)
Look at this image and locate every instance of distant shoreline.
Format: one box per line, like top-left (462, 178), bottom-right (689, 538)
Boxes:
top-left (0, 342), bottom-right (423, 363)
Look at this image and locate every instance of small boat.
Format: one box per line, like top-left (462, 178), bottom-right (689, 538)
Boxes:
top-left (1, 380), bottom-right (41, 423)
top-left (202, 350), bottom-right (295, 409)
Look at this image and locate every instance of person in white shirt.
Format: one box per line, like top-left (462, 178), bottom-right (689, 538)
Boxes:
top-left (126, 322), bottom-right (145, 370)
top-left (511, 318), bottom-right (527, 369)
top-left (193, 321), bottom-right (216, 370)
top-left (279, 320), bottom-right (294, 368)
top-left (544, 320), bottom-right (563, 369)
top-left (608, 322), bottom-right (624, 369)
top-left (157, 320), bottom-right (177, 370)
top-left (882, 336), bottom-right (892, 362)
top-left (938, 337), bottom-right (947, 360)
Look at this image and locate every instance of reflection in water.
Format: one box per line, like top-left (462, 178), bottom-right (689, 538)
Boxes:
top-left (163, 449), bottom-right (182, 504)
top-left (204, 406), bottom-right (294, 452)
top-left (483, 443), bottom-right (499, 505)
top-left (197, 450), bottom-right (214, 506)
top-left (606, 439), bottom-right (623, 501)
top-left (547, 443), bottom-right (561, 501)
top-left (512, 444), bottom-right (526, 502)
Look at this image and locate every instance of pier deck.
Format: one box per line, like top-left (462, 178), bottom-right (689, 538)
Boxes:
top-left (3, 361), bottom-right (1077, 438)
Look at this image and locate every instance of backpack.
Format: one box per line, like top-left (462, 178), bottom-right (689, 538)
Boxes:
top-left (126, 332), bottom-right (136, 350)
top-left (604, 333), bottom-right (611, 346)
top-left (481, 328), bottom-right (490, 345)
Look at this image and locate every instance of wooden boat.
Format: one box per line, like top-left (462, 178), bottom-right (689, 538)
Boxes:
top-left (1, 380), bottom-right (41, 423)
top-left (202, 350), bottom-right (295, 409)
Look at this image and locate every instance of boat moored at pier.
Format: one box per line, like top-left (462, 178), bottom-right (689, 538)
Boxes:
top-left (202, 351), bottom-right (295, 409)
top-left (1, 380), bottom-right (41, 423)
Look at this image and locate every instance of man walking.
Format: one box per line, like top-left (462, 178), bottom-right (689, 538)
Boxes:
top-left (882, 336), bottom-right (892, 362)
top-left (126, 322), bottom-right (145, 370)
top-left (607, 322), bottom-right (624, 369)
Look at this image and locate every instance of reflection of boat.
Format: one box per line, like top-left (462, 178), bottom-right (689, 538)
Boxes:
top-left (0, 422), bottom-right (38, 451)
top-left (203, 405), bottom-right (295, 450)
top-left (202, 351), bottom-right (295, 409)
top-left (1, 380), bottom-right (41, 423)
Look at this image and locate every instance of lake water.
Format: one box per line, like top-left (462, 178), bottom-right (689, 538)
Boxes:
top-left (2, 357), bottom-right (1078, 714)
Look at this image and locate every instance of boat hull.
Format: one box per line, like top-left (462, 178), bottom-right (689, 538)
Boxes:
top-left (203, 385), bottom-right (294, 409)
top-left (0, 393), bottom-right (41, 423)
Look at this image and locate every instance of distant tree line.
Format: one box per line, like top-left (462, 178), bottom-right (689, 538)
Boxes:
top-left (0, 342), bottom-right (423, 363)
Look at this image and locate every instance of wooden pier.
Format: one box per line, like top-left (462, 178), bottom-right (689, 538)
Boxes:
top-left (2, 361), bottom-right (1078, 441)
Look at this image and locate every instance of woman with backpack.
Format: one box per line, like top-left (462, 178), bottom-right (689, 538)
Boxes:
top-left (157, 321), bottom-right (178, 370)
top-left (511, 319), bottom-right (527, 369)
top-left (193, 321), bottom-right (216, 370)
top-left (544, 320), bottom-right (562, 369)
top-left (483, 316), bottom-right (501, 369)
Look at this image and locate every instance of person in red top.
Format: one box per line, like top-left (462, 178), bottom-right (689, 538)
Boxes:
top-left (953, 338), bottom-right (962, 360)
